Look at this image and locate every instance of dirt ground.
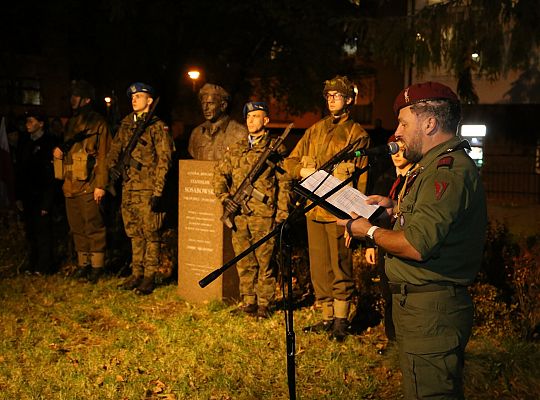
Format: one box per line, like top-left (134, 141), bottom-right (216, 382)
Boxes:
top-left (487, 200), bottom-right (540, 237)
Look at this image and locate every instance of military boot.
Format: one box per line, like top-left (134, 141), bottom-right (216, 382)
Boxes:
top-left (87, 268), bottom-right (104, 284)
top-left (135, 275), bottom-right (155, 295)
top-left (330, 318), bottom-right (350, 342)
top-left (88, 252), bottom-right (105, 284)
top-left (118, 275), bottom-right (143, 290)
top-left (73, 252), bottom-right (91, 281)
top-left (303, 319), bottom-right (334, 333)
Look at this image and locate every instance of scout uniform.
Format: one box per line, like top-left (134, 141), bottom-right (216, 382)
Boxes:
top-left (387, 82), bottom-right (487, 399)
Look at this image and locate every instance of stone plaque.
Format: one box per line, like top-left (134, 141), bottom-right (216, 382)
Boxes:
top-left (178, 160), bottom-right (239, 302)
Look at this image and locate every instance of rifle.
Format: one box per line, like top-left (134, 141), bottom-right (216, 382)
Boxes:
top-left (108, 97), bottom-right (160, 196)
top-left (59, 130), bottom-right (97, 154)
top-left (221, 122), bottom-right (294, 230)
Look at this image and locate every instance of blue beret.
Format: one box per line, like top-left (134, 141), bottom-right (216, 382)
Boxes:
top-left (126, 82), bottom-right (155, 98)
top-left (243, 101), bottom-right (269, 119)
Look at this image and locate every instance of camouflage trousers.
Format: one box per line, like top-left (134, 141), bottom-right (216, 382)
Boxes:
top-left (121, 190), bottom-right (164, 278)
top-left (232, 215), bottom-right (276, 307)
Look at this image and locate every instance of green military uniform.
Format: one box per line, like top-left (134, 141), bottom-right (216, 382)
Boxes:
top-left (386, 136), bottom-right (487, 399)
top-left (108, 113), bottom-right (174, 281)
top-left (213, 133), bottom-right (291, 309)
top-left (284, 114), bottom-right (370, 321)
top-left (61, 105), bottom-right (111, 271)
top-left (188, 115), bottom-right (247, 161)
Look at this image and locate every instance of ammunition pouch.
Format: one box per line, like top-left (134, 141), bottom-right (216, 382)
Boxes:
top-left (72, 149), bottom-right (90, 181)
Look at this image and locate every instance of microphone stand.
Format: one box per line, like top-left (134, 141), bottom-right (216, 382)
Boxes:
top-left (199, 161), bottom-right (369, 400)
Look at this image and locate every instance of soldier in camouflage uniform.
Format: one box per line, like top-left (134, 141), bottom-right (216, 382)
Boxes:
top-left (213, 102), bottom-right (291, 318)
top-left (340, 82), bottom-right (487, 399)
top-left (53, 80), bottom-right (111, 283)
top-left (188, 83), bottom-right (247, 160)
top-left (284, 75), bottom-right (370, 341)
top-left (108, 82), bottom-right (174, 295)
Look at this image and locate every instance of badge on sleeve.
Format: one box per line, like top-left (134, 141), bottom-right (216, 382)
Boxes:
top-left (434, 181), bottom-right (449, 200)
top-left (437, 156), bottom-right (454, 169)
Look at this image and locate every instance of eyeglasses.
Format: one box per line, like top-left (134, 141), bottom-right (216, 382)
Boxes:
top-left (325, 93), bottom-right (344, 101)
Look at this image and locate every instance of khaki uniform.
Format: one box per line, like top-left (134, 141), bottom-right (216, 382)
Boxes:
top-left (213, 134), bottom-right (291, 307)
top-left (60, 106), bottom-right (111, 268)
top-left (284, 114), bottom-right (370, 320)
top-left (107, 113), bottom-right (174, 278)
top-left (188, 115), bottom-right (247, 161)
top-left (386, 137), bottom-right (487, 399)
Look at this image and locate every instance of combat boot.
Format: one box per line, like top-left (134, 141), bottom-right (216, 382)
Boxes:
top-left (118, 274), bottom-right (143, 290)
top-left (257, 305), bottom-right (272, 319)
top-left (73, 265), bottom-right (91, 281)
top-left (87, 267), bottom-right (104, 284)
top-left (303, 319), bottom-right (334, 333)
top-left (330, 318), bottom-right (350, 342)
top-left (135, 276), bottom-right (155, 295)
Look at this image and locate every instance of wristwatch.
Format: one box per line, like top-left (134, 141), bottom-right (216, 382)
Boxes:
top-left (366, 226), bottom-right (380, 241)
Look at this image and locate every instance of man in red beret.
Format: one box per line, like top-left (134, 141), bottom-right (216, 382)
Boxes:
top-left (338, 81), bottom-right (487, 399)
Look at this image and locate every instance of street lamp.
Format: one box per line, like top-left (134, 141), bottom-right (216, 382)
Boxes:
top-left (187, 70), bottom-right (200, 92)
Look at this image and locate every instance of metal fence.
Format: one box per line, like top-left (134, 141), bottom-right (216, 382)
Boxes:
top-left (481, 151), bottom-right (540, 204)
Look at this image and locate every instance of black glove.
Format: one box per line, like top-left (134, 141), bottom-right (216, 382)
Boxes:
top-left (109, 166), bottom-right (122, 182)
top-left (150, 195), bottom-right (163, 212)
top-left (223, 197), bottom-right (240, 215)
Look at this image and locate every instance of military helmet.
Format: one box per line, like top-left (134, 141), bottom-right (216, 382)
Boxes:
top-left (323, 75), bottom-right (356, 99)
top-left (126, 82), bottom-right (155, 98)
top-left (198, 83), bottom-right (231, 103)
top-left (243, 101), bottom-right (269, 119)
top-left (71, 80), bottom-right (95, 100)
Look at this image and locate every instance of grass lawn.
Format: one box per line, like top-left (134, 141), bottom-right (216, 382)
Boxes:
top-left (0, 275), bottom-right (539, 400)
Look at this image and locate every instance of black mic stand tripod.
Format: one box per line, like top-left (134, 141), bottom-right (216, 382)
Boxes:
top-left (199, 160), bottom-right (369, 400)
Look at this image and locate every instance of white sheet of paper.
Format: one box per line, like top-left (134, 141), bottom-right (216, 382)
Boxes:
top-left (300, 170), bottom-right (380, 219)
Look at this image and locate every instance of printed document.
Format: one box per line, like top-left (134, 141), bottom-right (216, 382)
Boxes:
top-left (300, 170), bottom-right (380, 219)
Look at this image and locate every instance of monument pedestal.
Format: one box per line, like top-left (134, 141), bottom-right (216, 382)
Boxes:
top-left (177, 160), bottom-right (239, 303)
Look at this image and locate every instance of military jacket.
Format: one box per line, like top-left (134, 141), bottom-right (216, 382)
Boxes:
top-left (62, 107), bottom-right (111, 197)
top-left (213, 133), bottom-right (291, 219)
top-left (188, 115), bottom-right (247, 161)
top-left (385, 136), bottom-right (487, 286)
top-left (284, 114), bottom-right (370, 222)
top-left (107, 113), bottom-right (174, 196)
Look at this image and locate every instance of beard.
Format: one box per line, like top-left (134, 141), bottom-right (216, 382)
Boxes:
top-left (403, 130), bottom-right (423, 163)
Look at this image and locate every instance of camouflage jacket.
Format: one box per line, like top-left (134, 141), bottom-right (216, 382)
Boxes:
top-left (284, 114), bottom-right (370, 222)
top-left (107, 113), bottom-right (174, 196)
top-left (213, 133), bottom-right (291, 220)
top-left (61, 107), bottom-right (111, 197)
top-left (188, 115), bottom-right (247, 161)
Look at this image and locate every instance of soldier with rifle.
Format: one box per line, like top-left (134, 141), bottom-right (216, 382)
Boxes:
top-left (53, 80), bottom-right (111, 283)
top-left (108, 82), bottom-right (174, 295)
top-left (213, 101), bottom-right (292, 318)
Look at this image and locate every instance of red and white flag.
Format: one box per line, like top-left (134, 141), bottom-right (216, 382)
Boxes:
top-left (0, 116), bottom-right (16, 208)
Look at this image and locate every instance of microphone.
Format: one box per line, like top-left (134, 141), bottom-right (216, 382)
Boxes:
top-left (343, 141), bottom-right (400, 159)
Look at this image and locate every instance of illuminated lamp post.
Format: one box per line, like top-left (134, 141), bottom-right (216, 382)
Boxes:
top-left (187, 70), bottom-right (201, 92)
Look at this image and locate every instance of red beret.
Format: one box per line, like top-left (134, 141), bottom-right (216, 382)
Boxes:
top-left (393, 81), bottom-right (458, 114)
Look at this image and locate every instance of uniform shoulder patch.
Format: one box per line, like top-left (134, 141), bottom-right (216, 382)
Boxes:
top-left (437, 156), bottom-right (454, 169)
top-left (434, 181), bottom-right (449, 200)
